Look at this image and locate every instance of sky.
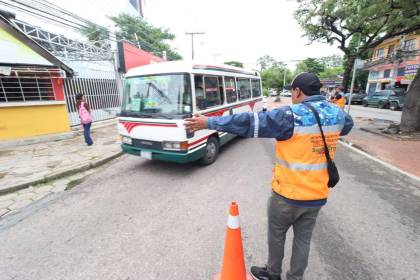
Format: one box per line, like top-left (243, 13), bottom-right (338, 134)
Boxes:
top-left (143, 0), bottom-right (342, 69)
top-left (5, 0), bottom-right (343, 70)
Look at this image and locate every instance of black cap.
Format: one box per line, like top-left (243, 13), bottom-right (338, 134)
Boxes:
top-left (291, 72), bottom-right (321, 96)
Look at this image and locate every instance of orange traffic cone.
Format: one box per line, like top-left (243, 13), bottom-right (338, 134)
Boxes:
top-left (214, 202), bottom-right (253, 280)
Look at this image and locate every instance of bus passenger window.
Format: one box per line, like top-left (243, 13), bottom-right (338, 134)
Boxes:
top-left (237, 78), bottom-right (251, 100)
top-left (194, 75), bottom-right (205, 110)
top-left (204, 76), bottom-right (222, 108)
top-left (251, 79), bottom-right (262, 97)
top-left (225, 77), bottom-right (237, 103)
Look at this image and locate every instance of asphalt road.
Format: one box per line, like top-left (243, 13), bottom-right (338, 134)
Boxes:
top-left (345, 104), bottom-right (401, 122)
top-left (1, 138), bottom-right (419, 280)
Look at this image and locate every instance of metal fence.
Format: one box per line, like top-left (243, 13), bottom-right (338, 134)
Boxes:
top-left (64, 77), bottom-right (121, 126)
top-left (0, 67), bottom-right (63, 102)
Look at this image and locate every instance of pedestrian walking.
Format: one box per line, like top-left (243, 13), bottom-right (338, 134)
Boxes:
top-left (75, 93), bottom-right (93, 146)
top-left (185, 73), bottom-right (354, 280)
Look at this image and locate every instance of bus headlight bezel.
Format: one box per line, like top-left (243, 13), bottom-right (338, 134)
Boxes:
top-left (162, 141), bottom-right (188, 151)
top-left (122, 136), bottom-right (132, 145)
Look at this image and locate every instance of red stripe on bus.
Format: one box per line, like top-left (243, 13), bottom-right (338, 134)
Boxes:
top-left (121, 121), bottom-right (177, 133)
top-left (193, 64), bottom-right (253, 75)
top-left (203, 100), bottom-right (258, 117)
top-left (188, 136), bottom-right (209, 148)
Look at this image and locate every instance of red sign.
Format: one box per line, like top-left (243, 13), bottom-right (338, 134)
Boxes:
top-left (118, 41), bottom-right (164, 73)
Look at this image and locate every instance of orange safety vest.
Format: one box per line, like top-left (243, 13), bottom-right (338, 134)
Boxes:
top-left (272, 102), bottom-right (344, 201)
top-left (335, 98), bottom-right (346, 109)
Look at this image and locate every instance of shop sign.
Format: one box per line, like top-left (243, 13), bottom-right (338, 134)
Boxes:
top-left (404, 64), bottom-right (419, 81)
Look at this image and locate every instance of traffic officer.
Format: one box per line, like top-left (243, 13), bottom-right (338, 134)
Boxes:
top-left (185, 72), bottom-right (353, 280)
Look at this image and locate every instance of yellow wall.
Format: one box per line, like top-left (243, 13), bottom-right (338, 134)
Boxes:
top-left (372, 34), bottom-right (420, 58)
top-left (0, 104), bottom-right (70, 140)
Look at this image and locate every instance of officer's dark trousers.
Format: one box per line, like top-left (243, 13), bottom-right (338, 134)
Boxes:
top-left (267, 192), bottom-right (321, 280)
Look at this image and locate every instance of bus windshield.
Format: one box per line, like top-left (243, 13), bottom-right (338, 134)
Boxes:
top-left (121, 74), bottom-right (192, 118)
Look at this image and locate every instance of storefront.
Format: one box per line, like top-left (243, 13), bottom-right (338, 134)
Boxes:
top-left (0, 14), bottom-right (73, 140)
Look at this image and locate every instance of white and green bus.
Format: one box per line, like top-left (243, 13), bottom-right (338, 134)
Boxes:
top-left (118, 61), bottom-right (263, 164)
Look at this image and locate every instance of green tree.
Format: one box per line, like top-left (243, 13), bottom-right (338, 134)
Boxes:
top-left (110, 13), bottom-right (181, 60)
top-left (257, 55), bottom-right (281, 71)
top-left (295, 0), bottom-right (420, 92)
top-left (294, 61), bottom-right (309, 75)
top-left (305, 58), bottom-right (325, 75)
top-left (319, 55), bottom-right (343, 68)
top-left (294, 58), bottom-right (325, 76)
top-left (80, 23), bottom-right (110, 47)
top-left (261, 66), bottom-right (293, 92)
top-left (224, 61), bottom-right (244, 68)
top-left (319, 66), bottom-right (343, 79)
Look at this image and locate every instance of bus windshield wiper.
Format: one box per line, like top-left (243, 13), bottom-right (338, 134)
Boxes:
top-left (122, 112), bottom-right (153, 118)
top-left (152, 113), bottom-right (174, 119)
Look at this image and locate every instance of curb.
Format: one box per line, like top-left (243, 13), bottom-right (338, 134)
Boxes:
top-left (360, 127), bottom-right (420, 141)
top-left (71, 118), bottom-right (117, 134)
top-left (0, 151), bottom-right (123, 196)
top-left (339, 140), bottom-right (420, 183)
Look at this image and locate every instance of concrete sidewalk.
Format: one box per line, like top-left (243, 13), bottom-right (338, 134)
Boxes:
top-left (0, 120), bottom-right (122, 195)
top-left (268, 97), bottom-right (420, 180)
top-left (341, 117), bottom-right (420, 178)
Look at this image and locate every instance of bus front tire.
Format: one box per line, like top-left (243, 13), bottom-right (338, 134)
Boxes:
top-left (199, 136), bottom-right (219, 165)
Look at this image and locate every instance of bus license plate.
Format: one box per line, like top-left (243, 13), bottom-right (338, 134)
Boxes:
top-left (140, 151), bottom-right (152, 160)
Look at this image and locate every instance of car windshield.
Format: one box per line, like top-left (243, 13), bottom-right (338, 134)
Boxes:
top-left (121, 74), bottom-right (192, 118)
top-left (374, 91), bottom-right (388, 96)
top-left (382, 89), bottom-right (405, 96)
top-left (391, 89), bottom-right (405, 96)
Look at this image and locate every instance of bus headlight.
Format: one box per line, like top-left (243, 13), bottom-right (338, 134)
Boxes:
top-left (162, 141), bottom-right (188, 151)
top-left (122, 136), bottom-right (132, 145)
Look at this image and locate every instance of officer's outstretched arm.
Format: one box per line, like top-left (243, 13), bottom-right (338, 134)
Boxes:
top-left (340, 113), bottom-right (354, 136)
top-left (203, 106), bottom-right (294, 139)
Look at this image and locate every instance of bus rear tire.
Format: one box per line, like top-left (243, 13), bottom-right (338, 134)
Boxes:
top-left (199, 136), bottom-right (219, 165)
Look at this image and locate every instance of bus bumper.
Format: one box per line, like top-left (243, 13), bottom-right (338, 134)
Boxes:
top-left (121, 144), bottom-right (206, 163)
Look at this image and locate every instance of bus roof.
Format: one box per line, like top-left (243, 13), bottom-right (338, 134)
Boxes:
top-left (125, 60), bottom-right (259, 78)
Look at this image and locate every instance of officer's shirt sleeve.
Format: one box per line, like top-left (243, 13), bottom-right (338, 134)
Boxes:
top-left (340, 113), bottom-right (354, 136)
top-left (207, 106), bottom-right (294, 140)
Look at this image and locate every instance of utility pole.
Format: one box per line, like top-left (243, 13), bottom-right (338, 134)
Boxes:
top-left (347, 4), bottom-right (363, 114)
top-left (283, 69), bottom-right (287, 91)
top-left (212, 53), bottom-right (222, 63)
top-left (185, 32), bottom-right (205, 60)
top-left (134, 33), bottom-right (141, 49)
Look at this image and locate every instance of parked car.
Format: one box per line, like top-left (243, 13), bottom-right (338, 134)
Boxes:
top-left (388, 91), bottom-right (406, 111)
top-left (269, 89), bottom-right (279, 96)
top-left (346, 92), bottom-right (367, 104)
top-left (280, 90), bottom-right (292, 97)
top-left (362, 88), bottom-right (406, 109)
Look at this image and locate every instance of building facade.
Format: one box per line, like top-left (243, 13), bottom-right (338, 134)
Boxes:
top-left (364, 33), bottom-right (420, 95)
top-left (0, 14), bottom-right (73, 140)
top-left (129, 0), bottom-right (145, 17)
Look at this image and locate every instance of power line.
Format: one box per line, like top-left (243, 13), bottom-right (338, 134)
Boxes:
top-left (0, 1), bottom-right (86, 30)
top-left (2, 0), bottom-right (165, 56)
top-left (31, 0), bottom-right (100, 27)
top-left (5, 0), bottom-right (89, 29)
top-left (25, 0), bottom-right (163, 53)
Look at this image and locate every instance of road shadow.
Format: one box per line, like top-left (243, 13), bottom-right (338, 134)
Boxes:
top-left (130, 137), bottom-right (246, 176)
